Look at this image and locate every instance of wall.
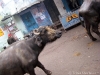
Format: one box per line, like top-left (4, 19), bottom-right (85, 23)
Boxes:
top-left (0, 29), bottom-right (9, 52)
top-left (53, 0), bottom-right (67, 16)
top-left (2, 0), bottom-right (17, 15)
top-left (1, 0), bottom-right (42, 15)
top-left (13, 15), bottom-right (28, 34)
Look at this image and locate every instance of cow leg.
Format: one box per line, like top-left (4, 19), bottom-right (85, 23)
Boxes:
top-left (37, 61), bottom-right (52, 75)
top-left (85, 22), bottom-right (97, 41)
top-left (27, 66), bottom-right (36, 75)
top-left (92, 24), bottom-right (100, 37)
top-left (28, 69), bottom-right (36, 75)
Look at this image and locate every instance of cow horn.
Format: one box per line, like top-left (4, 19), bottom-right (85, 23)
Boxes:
top-left (33, 29), bottom-right (40, 35)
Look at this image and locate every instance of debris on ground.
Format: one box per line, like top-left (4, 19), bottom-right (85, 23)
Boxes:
top-left (87, 42), bottom-right (94, 47)
top-left (74, 52), bottom-right (81, 56)
top-left (71, 36), bottom-right (79, 41)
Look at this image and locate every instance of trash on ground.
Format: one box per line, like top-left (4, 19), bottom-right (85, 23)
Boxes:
top-left (87, 42), bottom-right (94, 47)
top-left (74, 52), bottom-right (81, 56)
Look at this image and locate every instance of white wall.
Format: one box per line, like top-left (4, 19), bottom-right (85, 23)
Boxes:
top-left (1, 0), bottom-right (39, 15)
top-left (53, 0), bottom-right (67, 16)
top-left (13, 15), bottom-right (28, 34)
top-left (0, 29), bottom-right (9, 52)
top-left (3, 0), bottom-right (17, 15)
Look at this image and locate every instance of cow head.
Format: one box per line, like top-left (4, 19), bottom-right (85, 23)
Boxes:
top-left (33, 26), bottom-right (62, 46)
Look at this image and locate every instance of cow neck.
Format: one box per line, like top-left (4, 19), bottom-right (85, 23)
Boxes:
top-left (26, 37), bottom-right (46, 55)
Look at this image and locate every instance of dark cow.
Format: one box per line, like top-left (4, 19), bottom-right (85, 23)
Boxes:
top-left (79, 0), bottom-right (100, 41)
top-left (0, 26), bottom-right (62, 75)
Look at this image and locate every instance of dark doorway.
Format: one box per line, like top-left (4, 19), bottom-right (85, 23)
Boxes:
top-left (44, 0), bottom-right (60, 23)
top-left (62, 0), bottom-right (83, 12)
top-left (66, 0), bottom-right (80, 10)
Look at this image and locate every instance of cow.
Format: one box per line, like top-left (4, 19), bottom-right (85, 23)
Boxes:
top-left (0, 26), bottom-right (62, 75)
top-left (79, 0), bottom-right (100, 41)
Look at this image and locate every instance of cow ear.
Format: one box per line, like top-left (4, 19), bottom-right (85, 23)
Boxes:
top-left (35, 37), bottom-right (42, 47)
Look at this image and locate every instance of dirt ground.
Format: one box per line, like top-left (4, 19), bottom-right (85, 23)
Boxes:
top-left (25, 25), bottom-right (100, 75)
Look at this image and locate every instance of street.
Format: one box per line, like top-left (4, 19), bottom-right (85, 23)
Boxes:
top-left (26, 25), bottom-right (100, 75)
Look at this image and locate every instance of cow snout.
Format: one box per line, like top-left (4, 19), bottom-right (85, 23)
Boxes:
top-left (55, 31), bottom-right (62, 38)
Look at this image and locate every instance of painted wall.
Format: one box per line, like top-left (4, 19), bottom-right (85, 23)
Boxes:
top-left (53, 0), bottom-right (67, 16)
top-left (13, 15), bottom-right (28, 34)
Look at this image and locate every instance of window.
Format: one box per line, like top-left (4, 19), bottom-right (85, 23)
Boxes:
top-left (66, 0), bottom-right (82, 11)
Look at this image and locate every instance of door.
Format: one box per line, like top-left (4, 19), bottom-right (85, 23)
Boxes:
top-left (20, 11), bottom-right (38, 32)
top-left (31, 2), bottom-right (52, 26)
top-left (44, 0), bottom-right (60, 23)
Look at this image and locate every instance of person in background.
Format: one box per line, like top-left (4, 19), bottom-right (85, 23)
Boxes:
top-left (70, 0), bottom-right (79, 8)
top-left (7, 33), bottom-right (16, 45)
top-left (3, 46), bottom-right (6, 49)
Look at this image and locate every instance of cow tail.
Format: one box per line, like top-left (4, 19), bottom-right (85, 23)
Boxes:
top-left (79, 13), bottom-right (85, 27)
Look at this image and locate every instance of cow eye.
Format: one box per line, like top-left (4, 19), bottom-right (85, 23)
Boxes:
top-left (37, 37), bottom-right (41, 41)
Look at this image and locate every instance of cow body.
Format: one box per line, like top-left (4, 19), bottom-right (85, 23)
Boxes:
top-left (0, 40), bottom-right (39, 75)
top-left (0, 26), bottom-right (62, 75)
top-left (79, 0), bottom-right (100, 41)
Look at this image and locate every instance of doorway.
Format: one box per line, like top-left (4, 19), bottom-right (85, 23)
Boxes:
top-left (44, 0), bottom-right (60, 23)
top-left (20, 11), bottom-right (38, 32)
top-left (62, 0), bottom-right (84, 11)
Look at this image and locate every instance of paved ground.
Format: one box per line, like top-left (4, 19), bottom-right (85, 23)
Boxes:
top-left (26, 25), bottom-right (100, 75)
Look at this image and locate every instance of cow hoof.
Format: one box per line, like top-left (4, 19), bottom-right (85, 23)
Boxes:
top-left (92, 38), bottom-right (97, 41)
top-left (46, 70), bottom-right (52, 75)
